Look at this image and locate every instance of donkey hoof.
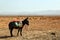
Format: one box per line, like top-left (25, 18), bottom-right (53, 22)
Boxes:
top-left (11, 35), bottom-right (14, 37)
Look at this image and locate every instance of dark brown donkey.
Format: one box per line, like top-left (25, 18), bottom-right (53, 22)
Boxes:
top-left (8, 17), bottom-right (29, 37)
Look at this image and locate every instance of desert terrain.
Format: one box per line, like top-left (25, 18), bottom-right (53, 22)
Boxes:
top-left (0, 16), bottom-right (60, 40)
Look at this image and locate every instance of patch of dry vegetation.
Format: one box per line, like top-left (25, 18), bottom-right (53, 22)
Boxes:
top-left (0, 16), bottom-right (60, 40)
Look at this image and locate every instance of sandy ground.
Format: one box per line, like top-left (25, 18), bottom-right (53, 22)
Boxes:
top-left (0, 28), bottom-right (60, 40)
top-left (0, 16), bottom-right (60, 40)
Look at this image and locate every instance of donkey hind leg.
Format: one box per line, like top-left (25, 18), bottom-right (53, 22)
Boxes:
top-left (10, 29), bottom-right (13, 37)
top-left (17, 29), bottom-right (20, 36)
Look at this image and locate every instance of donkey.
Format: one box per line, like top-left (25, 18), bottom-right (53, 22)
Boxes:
top-left (8, 17), bottom-right (29, 37)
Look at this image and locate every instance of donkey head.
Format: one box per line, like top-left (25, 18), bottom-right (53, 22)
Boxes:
top-left (22, 17), bottom-right (29, 25)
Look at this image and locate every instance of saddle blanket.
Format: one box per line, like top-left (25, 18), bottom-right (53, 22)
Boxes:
top-left (15, 22), bottom-right (22, 27)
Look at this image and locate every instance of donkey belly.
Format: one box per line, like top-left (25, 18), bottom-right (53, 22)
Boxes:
top-left (13, 26), bottom-right (22, 29)
top-left (14, 27), bottom-right (19, 29)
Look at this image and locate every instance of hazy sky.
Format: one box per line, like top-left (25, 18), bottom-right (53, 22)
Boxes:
top-left (0, 0), bottom-right (60, 12)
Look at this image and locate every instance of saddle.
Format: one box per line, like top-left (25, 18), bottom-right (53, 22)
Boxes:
top-left (15, 21), bottom-right (22, 27)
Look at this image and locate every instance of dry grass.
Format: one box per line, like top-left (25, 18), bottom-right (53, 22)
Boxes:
top-left (0, 16), bottom-right (60, 40)
top-left (0, 28), bottom-right (60, 40)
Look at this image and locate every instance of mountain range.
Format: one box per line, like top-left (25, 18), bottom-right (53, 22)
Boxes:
top-left (0, 10), bottom-right (60, 16)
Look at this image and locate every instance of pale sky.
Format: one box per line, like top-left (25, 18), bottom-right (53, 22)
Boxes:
top-left (0, 0), bottom-right (60, 12)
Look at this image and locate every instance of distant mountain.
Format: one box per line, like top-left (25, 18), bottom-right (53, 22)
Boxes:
top-left (34, 10), bottom-right (60, 16)
top-left (0, 10), bottom-right (60, 16)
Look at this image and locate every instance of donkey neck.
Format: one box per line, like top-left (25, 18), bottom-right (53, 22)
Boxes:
top-left (22, 21), bottom-right (26, 27)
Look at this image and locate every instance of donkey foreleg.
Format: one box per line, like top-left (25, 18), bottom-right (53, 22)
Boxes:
top-left (20, 29), bottom-right (22, 36)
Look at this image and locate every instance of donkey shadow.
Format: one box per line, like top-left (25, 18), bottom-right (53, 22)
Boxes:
top-left (0, 35), bottom-right (15, 39)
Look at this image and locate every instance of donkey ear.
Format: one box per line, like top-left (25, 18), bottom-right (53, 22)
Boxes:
top-left (26, 17), bottom-right (28, 19)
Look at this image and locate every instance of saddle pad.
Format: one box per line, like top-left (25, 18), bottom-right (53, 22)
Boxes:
top-left (15, 22), bottom-right (22, 27)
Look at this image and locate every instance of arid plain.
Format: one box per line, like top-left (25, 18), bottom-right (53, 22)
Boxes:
top-left (0, 16), bottom-right (60, 40)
